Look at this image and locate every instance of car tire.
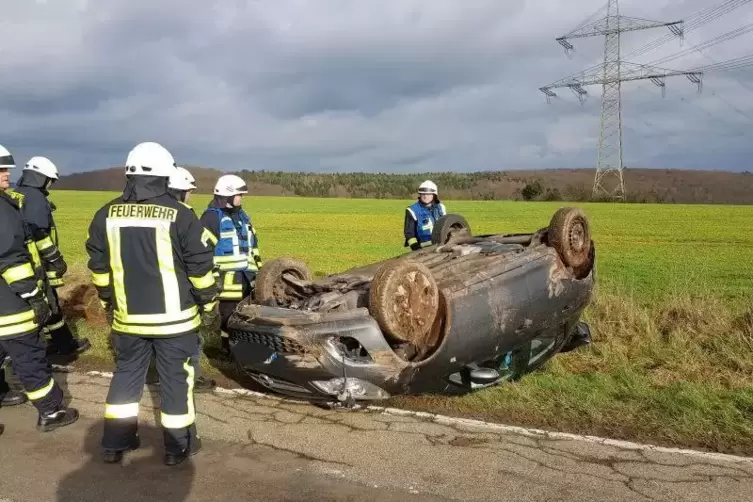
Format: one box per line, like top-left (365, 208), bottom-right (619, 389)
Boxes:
top-left (253, 257), bottom-right (312, 306)
top-left (368, 259), bottom-right (440, 346)
top-left (547, 207), bottom-right (592, 276)
top-left (431, 214), bottom-right (472, 245)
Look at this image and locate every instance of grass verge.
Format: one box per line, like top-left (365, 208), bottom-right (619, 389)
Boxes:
top-left (390, 289), bottom-right (753, 455)
top-left (58, 272), bottom-right (753, 456)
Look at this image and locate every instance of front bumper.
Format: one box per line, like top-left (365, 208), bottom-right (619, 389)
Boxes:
top-left (228, 306), bottom-right (409, 401)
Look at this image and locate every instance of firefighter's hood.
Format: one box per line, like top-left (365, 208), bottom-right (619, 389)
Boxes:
top-left (123, 175), bottom-right (170, 202)
top-left (17, 170), bottom-right (50, 195)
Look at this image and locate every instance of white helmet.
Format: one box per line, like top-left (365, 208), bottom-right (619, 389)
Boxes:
top-left (24, 156), bottom-right (59, 180)
top-left (418, 180), bottom-right (438, 195)
top-left (213, 174), bottom-right (248, 196)
top-left (169, 166), bottom-right (197, 191)
top-left (124, 141), bottom-right (176, 178)
top-left (0, 145), bottom-right (16, 168)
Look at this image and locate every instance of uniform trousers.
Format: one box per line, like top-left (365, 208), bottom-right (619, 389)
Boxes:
top-left (218, 301), bottom-right (238, 352)
top-left (0, 330), bottom-right (64, 414)
top-left (103, 332), bottom-right (200, 455)
top-left (218, 271), bottom-right (254, 353)
top-left (43, 286), bottom-right (79, 353)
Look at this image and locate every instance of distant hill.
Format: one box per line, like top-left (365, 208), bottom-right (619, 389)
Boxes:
top-left (53, 166), bottom-right (753, 204)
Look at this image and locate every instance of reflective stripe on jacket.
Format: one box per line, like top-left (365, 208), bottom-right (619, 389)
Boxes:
top-left (200, 206), bottom-right (262, 301)
top-left (0, 191), bottom-right (44, 339)
top-left (13, 184), bottom-right (64, 287)
top-left (85, 191), bottom-right (218, 337)
top-left (405, 201), bottom-right (446, 246)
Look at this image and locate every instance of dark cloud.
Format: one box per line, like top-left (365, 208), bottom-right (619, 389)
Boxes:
top-left (1, 0), bottom-right (752, 176)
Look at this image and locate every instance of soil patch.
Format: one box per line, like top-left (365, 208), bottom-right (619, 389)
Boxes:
top-left (56, 274), bottom-right (108, 327)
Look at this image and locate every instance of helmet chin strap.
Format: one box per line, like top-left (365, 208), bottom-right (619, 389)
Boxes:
top-left (418, 194), bottom-right (436, 205)
top-left (225, 195), bottom-right (241, 209)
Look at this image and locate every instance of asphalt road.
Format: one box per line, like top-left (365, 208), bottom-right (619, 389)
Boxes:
top-left (1, 371), bottom-right (752, 502)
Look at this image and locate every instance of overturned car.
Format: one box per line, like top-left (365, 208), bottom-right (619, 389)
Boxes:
top-left (227, 207), bottom-right (596, 405)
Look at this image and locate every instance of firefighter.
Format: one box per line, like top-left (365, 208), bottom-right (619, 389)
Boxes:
top-left (403, 180), bottom-right (447, 250)
top-left (167, 166), bottom-right (197, 205)
top-left (85, 141), bottom-right (218, 466)
top-left (199, 174), bottom-right (262, 358)
top-left (165, 166), bottom-right (217, 392)
top-left (0, 144), bottom-right (79, 431)
top-left (13, 156), bottom-right (91, 360)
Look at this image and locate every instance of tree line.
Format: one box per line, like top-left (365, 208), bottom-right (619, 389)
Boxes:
top-left (55, 167), bottom-right (753, 204)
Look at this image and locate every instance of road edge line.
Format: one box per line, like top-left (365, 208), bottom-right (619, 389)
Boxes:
top-left (77, 369), bottom-right (753, 465)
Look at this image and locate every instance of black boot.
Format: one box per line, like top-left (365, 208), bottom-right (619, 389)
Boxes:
top-left (47, 337), bottom-right (92, 365)
top-left (69, 338), bottom-right (92, 355)
top-left (37, 406), bottom-right (79, 432)
top-left (103, 435), bottom-right (141, 464)
top-left (164, 436), bottom-right (202, 467)
top-left (50, 337), bottom-right (92, 356)
top-left (0, 389), bottom-right (28, 407)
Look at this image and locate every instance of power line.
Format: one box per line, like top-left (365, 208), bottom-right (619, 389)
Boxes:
top-left (547, 0), bottom-right (753, 91)
top-left (571, 3), bottom-right (610, 33)
top-left (625, 0), bottom-right (753, 61)
top-left (628, 83), bottom-right (753, 165)
top-left (646, 22), bottom-right (753, 67)
top-left (686, 41), bottom-right (753, 99)
top-left (662, 35), bottom-right (753, 124)
top-left (693, 54), bottom-right (753, 71)
top-left (540, 0), bottom-right (702, 201)
top-left (551, 0), bottom-right (753, 87)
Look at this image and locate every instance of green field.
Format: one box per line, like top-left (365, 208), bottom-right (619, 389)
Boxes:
top-left (50, 190), bottom-right (753, 454)
top-left (53, 191), bottom-right (753, 302)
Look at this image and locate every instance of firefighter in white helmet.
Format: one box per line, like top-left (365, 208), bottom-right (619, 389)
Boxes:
top-left (85, 141), bottom-right (218, 465)
top-left (13, 155), bottom-right (91, 361)
top-left (199, 174), bottom-right (262, 358)
top-left (0, 144), bottom-right (79, 433)
top-left (404, 180), bottom-right (447, 250)
top-left (168, 166), bottom-right (198, 206)
top-left (164, 165), bottom-right (217, 392)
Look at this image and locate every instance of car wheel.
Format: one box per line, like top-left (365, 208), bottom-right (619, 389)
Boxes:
top-left (431, 214), bottom-right (472, 245)
top-left (547, 207), bottom-right (592, 276)
top-left (368, 260), bottom-right (440, 346)
top-left (253, 257), bottom-right (312, 306)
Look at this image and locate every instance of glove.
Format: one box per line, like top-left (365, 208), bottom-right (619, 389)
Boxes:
top-left (201, 302), bottom-right (220, 332)
top-left (44, 283), bottom-right (60, 317)
top-left (100, 300), bottom-right (114, 325)
top-left (28, 294), bottom-right (51, 327)
top-left (49, 256), bottom-right (67, 277)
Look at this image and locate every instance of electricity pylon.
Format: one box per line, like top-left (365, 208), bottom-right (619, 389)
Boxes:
top-left (539, 0), bottom-right (702, 200)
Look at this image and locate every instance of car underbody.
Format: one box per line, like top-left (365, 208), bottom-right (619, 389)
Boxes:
top-left (227, 207), bottom-right (596, 405)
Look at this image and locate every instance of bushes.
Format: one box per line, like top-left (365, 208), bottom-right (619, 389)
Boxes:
top-left (517, 180), bottom-right (564, 201)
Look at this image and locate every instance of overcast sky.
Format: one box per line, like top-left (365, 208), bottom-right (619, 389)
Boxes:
top-left (2, 0), bottom-right (753, 176)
